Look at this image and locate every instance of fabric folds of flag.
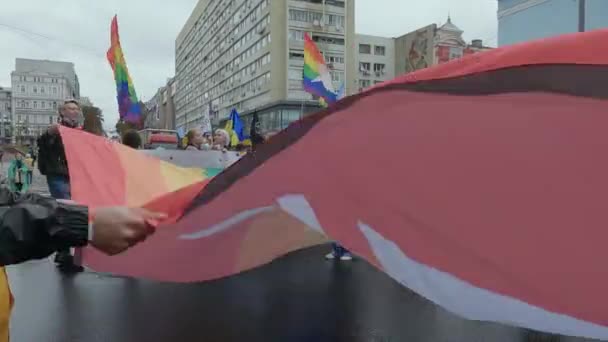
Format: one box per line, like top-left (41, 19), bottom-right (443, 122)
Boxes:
top-left (60, 29), bottom-right (608, 340)
top-left (107, 15), bottom-right (141, 124)
top-left (303, 32), bottom-right (337, 104)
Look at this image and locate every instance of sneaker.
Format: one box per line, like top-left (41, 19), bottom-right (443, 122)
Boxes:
top-left (325, 252), bottom-right (336, 260)
top-left (340, 253), bottom-right (353, 261)
top-left (55, 251), bottom-right (84, 273)
top-left (54, 251), bottom-right (73, 265)
top-left (58, 262), bottom-right (84, 274)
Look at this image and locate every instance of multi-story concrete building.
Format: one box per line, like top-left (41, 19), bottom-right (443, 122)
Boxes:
top-left (10, 58), bottom-right (80, 145)
top-left (144, 77), bottom-right (177, 131)
top-left (355, 17), bottom-right (492, 92)
top-left (0, 88), bottom-right (12, 142)
top-left (498, 0), bottom-right (608, 46)
top-left (355, 34), bottom-right (395, 91)
top-left (175, 0), bottom-right (355, 134)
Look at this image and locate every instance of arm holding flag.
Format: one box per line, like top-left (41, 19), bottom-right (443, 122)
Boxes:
top-left (0, 187), bottom-right (165, 266)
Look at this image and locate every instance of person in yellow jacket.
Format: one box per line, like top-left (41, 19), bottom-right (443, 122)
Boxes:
top-left (23, 154), bottom-right (34, 187)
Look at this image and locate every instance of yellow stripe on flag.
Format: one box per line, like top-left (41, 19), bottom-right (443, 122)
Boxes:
top-left (159, 161), bottom-right (206, 192)
top-left (0, 267), bottom-right (11, 342)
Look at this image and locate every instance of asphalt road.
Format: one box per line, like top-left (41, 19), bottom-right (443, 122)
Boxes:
top-left (5, 246), bottom-right (600, 342)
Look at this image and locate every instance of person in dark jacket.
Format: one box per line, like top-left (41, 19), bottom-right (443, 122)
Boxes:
top-left (37, 99), bottom-right (89, 272)
top-left (0, 186), bottom-right (165, 267)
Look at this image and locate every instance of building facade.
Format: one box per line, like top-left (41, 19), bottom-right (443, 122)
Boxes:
top-left (395, 18), bottom-right (492, 76)
top-left (10, 58), bottom-right (80, 145)
top-left (356, 18), bottom-right (492, 92)
top-left (144, 77), bottom-right (177, 131)
top-left (174, 0), bottom-right (355, 135)
top-left (0, 88), bottom-right (11, 143)
top-left (498, 0), bottom-right (608, 46)
top-left (355, 34), bottom-right (395, 91)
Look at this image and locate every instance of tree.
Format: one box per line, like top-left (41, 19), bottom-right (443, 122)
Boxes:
top-left (82, 105), bottom-right (105, 136)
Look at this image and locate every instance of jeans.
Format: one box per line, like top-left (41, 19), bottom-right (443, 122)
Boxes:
top-left (46, 175), bottom-right (71, 199)
top-left (26, 171), bottom-right (32, 187)
top-left (46, 175), bottom-right (74, 260)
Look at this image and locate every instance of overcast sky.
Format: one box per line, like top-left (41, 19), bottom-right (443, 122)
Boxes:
top-left (0, 0), bottom-right (497, 129)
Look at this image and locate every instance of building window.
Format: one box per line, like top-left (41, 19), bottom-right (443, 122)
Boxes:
top-left (41, 101), bottom-right (45, 109)
top-left (49, 116), bottom-right (54, 124)
top-left (52, 87), bottom-right (57, 94)
top-left (289, 51), bottom-right (304, 60)
top-left (359, 79), bottom-right (371, 90)
top-left (33, 101), bottom-right (37, 109)
top-left (20, 86), bottom-right (25, 93)
top-left (359, 44), bottom-right (371, 54)
top-left (359, 62), bottom-right (370, 72)
top-left (288, 30), bottom-right (305, 42)
top-left (373, 63), bottom-right (386, 73)
top-left (325, 14), bottom-right (344, 27)
top-left (33, 86), bottom-right (37, 94)
top-left (288, 68), bottom-right (302, 81)
top-left (326, 55), bottom-right (344, 64)
top-left (374, 46), bottom-right (386, 56)
top-left (331, 71), bottom-right (343, 82)
top-left (41, 87), bottom-right (45, 94)
top-left (20, 101), bottom-right (25, 108)
top-left (52, 101), bottom-right (57, 109)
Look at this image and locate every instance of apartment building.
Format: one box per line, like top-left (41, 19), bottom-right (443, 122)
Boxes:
top-left (356, 17), bottom-right (493, 92)
top-left (0, 88), bottom-right (11, 142)
top-left (10, 58), bottom-right (80, 145)
top-left (174, 0), bottom-right (355, 134)
top-left (144, 77), bottom-right (177, 130)
top-left (355, 34), bottom-right (395, 91)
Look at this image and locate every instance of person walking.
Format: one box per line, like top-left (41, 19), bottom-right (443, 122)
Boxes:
top-left (24, 153), bottom-right (34, 187)
top-left (37, 99), bottom-right (91, 272)
top-left (185, 128), bottom-right (211, 151)
top-left (7, 154), bottom-right (29, 193)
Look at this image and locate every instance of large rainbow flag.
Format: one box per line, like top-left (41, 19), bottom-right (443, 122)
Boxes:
top-left (107, 15), bottom-right (142, 124)
top-left (4, 29), bottom-right (608, 341)
top-left (303, 32), bottom-right (338, 104)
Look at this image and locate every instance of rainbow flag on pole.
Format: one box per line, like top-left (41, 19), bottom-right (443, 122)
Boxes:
top-left (107, 15), bottom-right (142, 124)
top-left (303, 33), bottom-right (337, 105)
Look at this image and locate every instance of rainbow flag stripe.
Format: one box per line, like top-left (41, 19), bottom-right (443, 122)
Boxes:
top-left (59, 127), bottom-right (210, 215)
top-left (303, 33), bottom-right (337, 104)
top-left (107, 15), bottom-right (141, 124)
